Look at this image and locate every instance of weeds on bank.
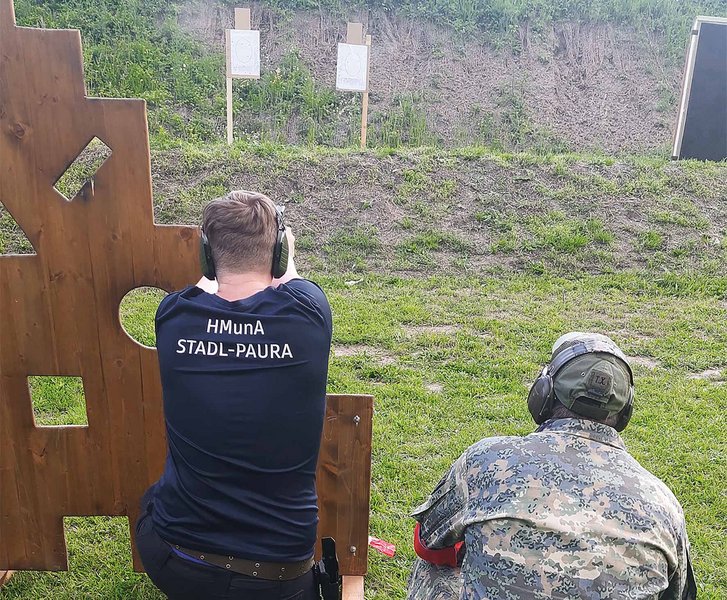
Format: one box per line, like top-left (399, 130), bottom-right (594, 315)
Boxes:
top-left (16, 0), bottom-right (726, 151)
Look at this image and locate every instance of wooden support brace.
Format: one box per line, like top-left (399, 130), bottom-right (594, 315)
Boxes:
top-left (226, 7), bottom-right (252, 144)
top-left (346, 22), bottom-right (364, 45)
top-left (342, 575), bottom-right (365, 600)
top-left (226, 75), bottom-right (233, 145)
top-left (235, 7), bottom-right (251, 30)
top-left (345, 23), bottom-right (371, 149)
top-left (360, 34), bottom-right (372, 150)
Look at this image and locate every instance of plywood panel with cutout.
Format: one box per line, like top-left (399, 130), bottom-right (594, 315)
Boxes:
top-left (0, 0), bottom-right (372, 579)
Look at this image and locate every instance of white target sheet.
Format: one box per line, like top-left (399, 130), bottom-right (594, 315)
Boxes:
top-left (229, 29), bottom-right (260, 78)
top-left (336, 43), bottom-right (369, 92)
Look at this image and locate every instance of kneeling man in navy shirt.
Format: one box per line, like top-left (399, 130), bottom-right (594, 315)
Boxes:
top-left (137, 191), bottom-right (333, 600)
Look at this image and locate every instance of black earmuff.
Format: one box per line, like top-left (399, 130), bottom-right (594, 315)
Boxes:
top-left (527, 366), bottom-right (556, 425)
top-left (527, 340), bottom-right (635, 430)
top-left (613, 387), bottom-right (634, 432)
top-left (199, 228), bottom-right (216, 280)
top-left (271, 205), bottom-right (289, 279)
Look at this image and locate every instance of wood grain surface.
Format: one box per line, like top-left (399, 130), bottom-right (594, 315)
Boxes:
top-left (0, 0), bottom-right (372, 579)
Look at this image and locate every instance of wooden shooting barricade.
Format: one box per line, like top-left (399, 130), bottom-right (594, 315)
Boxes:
top-left (0, 1), bottom-right (373, 596)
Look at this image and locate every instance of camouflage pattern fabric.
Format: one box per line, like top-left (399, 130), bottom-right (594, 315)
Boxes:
top-left (407, 418), bottom-right (691, 600)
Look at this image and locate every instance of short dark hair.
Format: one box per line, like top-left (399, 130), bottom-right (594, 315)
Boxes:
top-left (550, 399), bottom-right (621, 428)
top-left (202, 190), bottom-right (278, 275)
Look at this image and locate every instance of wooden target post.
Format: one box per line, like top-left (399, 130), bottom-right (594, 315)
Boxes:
top-left (225, 8), bottom-right (260, 144)
top-left (336, 22), bottom-right (372, 149)
top-left (0, 1), bottom-right (372, 596)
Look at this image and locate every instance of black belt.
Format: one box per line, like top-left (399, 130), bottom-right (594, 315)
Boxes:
top-left (167, 541), bottom-right (314, 581)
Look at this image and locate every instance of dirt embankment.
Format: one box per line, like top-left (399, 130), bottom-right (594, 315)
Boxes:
top-left (2, 148), bottom-right (724, 275)
top-left (180, 2), bottom-right (683, 153)
top-left (149, 148), bottom-right (727, 277)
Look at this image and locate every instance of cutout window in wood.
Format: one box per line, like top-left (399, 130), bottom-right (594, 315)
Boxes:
top-left (53, 137), bottom-right (112, 201)
top-left (0, 208), bottom-right (36, 254)
top-left (29, 376), bottom-right (88, 426)
top-left (63, 516), bottom-right (133, 575)
top-left (119, 287), bottom-right (168, 348)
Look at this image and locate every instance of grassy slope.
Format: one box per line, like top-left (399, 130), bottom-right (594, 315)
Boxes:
top-left (5, 142), bottom-right (726, 273)
top-left (147, 144), bottom-right (727, 277)
top-left (3, 273), bottom-right (726, 599)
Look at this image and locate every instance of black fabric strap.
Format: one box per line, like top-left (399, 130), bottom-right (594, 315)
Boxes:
top-left (570, 397), bottom-right (611, 421)
top-left (169, 542), bottom-right (314, 581)
top-left (683, 551), bottom-right (697, 600)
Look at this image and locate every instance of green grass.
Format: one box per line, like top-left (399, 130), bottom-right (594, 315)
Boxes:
top-left (29, 376), bottom-right (88, 426)
top-left (2, 142), bottom-right (724, 281)
top-left (119, 287), bottom-right (168, 347)
top-left (528, 213), bottom-right (614, 252)
top-left (53, 138), bottom-right (113, 201)
top-left (323, 226), bottom-right (382, 271)
top-left (3, 272), bottom-right (726, 598)
top-left (395, 230), bottom-right (472, 270)
top-left (640, 230), bottom-right (665, 250)
top-left (6, 141), bottom-right (724, 278)
top-left (369, 94), bottom-right (438, 148)
top-left (0, 211), bottom-right (34, 254)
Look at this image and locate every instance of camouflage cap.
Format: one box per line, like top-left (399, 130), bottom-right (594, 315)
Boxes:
top-left (551, 332), bottom-right (633, 417)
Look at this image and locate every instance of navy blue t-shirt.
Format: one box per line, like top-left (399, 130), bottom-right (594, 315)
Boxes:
top-left (151, 279), bottom-right (332, 562)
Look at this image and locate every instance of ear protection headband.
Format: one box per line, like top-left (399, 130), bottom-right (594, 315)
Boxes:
top-left (199, 227), bottom-right (216, 280)
top-left (527, 339), bottom-right (634, 431)
top-left (199, 204), bottom-right (289, 280)
top-left (271, 205), bottom-right (289, 279)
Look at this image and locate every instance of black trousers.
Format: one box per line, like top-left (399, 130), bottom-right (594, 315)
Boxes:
top-left (136, 489), bottom-right (319, 600)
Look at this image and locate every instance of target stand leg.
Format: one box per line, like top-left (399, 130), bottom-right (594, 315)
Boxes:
top-left (342, 575), bottom-right (364, 600)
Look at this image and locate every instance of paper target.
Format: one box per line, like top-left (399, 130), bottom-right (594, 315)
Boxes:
top-left (336, 43), bottom-right (369, 92)
top-left (229, 29), bottom-right (260, 79)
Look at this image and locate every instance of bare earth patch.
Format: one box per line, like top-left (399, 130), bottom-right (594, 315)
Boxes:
top-left (179, 4), bottom-right (678, 153)
top-left (688, 369), bottom-right (723, 381)
top-left (473, 331), bottom-right (495, 340)
top-left (628, 356), bottom-right (659, 369)
top-left (332, 345), bottom-right (396, 365)
top-left (404, 325), bottom-right (459, 336)
top-left (425, 383), bottom-right (444, 393)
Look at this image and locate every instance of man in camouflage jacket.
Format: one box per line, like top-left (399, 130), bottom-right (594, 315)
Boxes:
top-left (407, 332), bottom-right (696, 600)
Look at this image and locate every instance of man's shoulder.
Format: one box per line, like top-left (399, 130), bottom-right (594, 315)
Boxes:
top-left (465, 428), bottom-right (687, 529)
top-left (277, 278), bottom-right (328, 303)
top-left (276, 278), bottom-right (332, 331)
top-left (465, 433), bottom-right (531, 459)
top-left (626, 462), bottom-right (687, 524)
top-left (155, 286), bottom-right (199, 319)
top-left (456, 434), bottom-right (534, 477)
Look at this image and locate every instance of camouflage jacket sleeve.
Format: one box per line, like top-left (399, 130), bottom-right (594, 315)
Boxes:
top-left (411, 450), bottom-right (469, 548)
top-left (407, 558), bottom-right (461, 600)
top-left (406, 452), bottom-right (470, 600)
top-left (661, 512), bottom-right (696, 600)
